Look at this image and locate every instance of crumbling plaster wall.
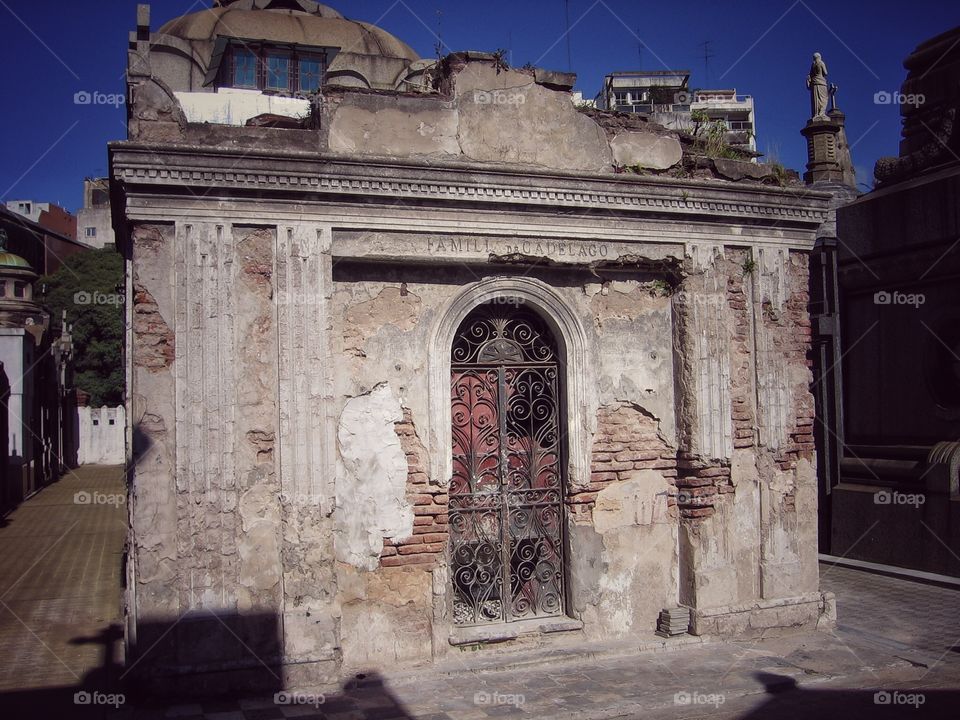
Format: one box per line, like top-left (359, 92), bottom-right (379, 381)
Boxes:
top-left (323, 62), bottom-right (675, 174)
top-left (129, 216), bottom-right (823, 682)
top-left (673, 246), bottom-right (821, 635)
top-left (327, 268), bottom-right (682, 657)
top-left (130, 224), bottom-right (179, 623)
top-left (129, 221), bottom-right (344, 687)
top-left (129, 222), bottom-right (289, 676)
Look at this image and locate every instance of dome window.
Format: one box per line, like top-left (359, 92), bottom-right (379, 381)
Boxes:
top-left (265, 53), bottom-right (291, 91)
top-left (214, 38), bottom-right (337, 95)
top-left (233, 48), bottom-right (259, 88)
top-left (299, 58), bottom-right (323, 93)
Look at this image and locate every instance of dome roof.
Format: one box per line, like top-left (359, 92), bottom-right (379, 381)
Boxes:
top-left (158, 0), bottom-right (419, 62)
top-left (0, 252), bottom-right (33, 271)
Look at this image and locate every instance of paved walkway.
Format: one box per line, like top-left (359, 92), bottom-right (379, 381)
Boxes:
top-left (1, 471), bottom-right (959, 719)
top-left (0, 465), bottom-right (126, 693)
top-left (114, 563), bottom-right (960, 719)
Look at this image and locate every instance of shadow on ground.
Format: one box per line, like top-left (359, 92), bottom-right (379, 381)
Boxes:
top-left (728, 672), bottom-right (960, 720)
top-left (0, 610), bottom-right (417, 720)
top-left (2, 611), bottom-right (959, 719)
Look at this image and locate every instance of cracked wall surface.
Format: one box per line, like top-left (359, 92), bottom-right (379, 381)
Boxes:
top-left (127, 221), bottom-right (825, 687)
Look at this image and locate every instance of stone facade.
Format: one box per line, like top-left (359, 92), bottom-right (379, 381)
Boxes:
top-left (112, 1), bottom-right (834, 693)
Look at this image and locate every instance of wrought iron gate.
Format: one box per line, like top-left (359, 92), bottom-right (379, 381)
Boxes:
top-left (449, 304), bottom-right (565, 626)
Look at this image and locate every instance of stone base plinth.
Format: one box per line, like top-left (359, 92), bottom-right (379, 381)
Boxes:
top-left (689, 591), bottom-right (836, 638)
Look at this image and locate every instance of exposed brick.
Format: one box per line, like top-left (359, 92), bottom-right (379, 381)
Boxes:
top-left (413, 505), bottom-right (446, 516)
top-left (417, 533), bottom-right (448, 544)
top-left (381, 554), bottom-right (436, 567)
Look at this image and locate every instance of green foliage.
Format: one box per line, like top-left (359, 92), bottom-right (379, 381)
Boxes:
top-left (38, 247), bottom-right (124, 406)
top-left (689, 109), bottom-right (710, 136)
top-left (691, 118), bottom-right (741, 160)
top-left (649, 279), bottom-right (673, 296)
top-left (769, 162), bottom-right (789, 187)
top-left (742, 258), bottom-right (758, 275)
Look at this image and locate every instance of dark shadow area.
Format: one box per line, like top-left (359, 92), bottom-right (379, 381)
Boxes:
top-left (0, 615), bottom-right (419, 719)
top-left (127, 611), bottom-right (284, 700)
top-left (0, 623), bottom-right (124, 719)
top-left (331, 257), bottom-right (675, 292)
top-left (735, 672), bottom-right (960, 720)
top-left (127, 670), bottom-right (417, 720)
top-left (0, 612), bottom-right (283, 719)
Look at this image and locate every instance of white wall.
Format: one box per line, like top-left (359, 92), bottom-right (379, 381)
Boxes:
top-left (0, 329), bottom-right (31, 462)
top-left (78, 405), bottom-right (125, 465)
top-left (175, 88), bottom-right (311, 126)
top-left (77, 206), bottom-right (115, 248)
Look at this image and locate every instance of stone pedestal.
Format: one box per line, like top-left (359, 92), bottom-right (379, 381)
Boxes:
top-left (801, 111), bottom-right (855, 186)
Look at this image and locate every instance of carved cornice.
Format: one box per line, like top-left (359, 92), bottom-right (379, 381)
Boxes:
top-left (110, 143), bottom-right (831, 230)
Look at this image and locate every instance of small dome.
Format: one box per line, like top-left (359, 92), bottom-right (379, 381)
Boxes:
top-left (0, 228), bottom-right (32, 272)
top-left (159, 0), bottom-right (419, 62)
top-left (0, 252), bottom-right (32, 270)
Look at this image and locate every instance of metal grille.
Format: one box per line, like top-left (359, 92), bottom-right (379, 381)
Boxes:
top-left (450, 305), bottom-right (564, 626)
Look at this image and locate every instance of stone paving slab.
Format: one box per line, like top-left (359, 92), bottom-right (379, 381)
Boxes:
top-left (0, 465), bottom-right (126, 694)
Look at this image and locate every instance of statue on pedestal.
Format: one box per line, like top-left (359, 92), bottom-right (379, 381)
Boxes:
top-left (806, 52), bottom-right (829, 121)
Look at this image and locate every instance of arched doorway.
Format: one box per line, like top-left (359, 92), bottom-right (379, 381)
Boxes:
top-left (449, 302), bottom-right (565, 626)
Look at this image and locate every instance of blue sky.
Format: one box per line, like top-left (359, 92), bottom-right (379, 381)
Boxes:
top-left (0, 0), bottom-right (957, 212)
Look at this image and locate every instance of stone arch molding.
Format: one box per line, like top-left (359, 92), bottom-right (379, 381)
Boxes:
top-left (428, 277), bottom-right (594, 489)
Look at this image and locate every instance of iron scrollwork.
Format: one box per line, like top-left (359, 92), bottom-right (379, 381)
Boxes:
top-left (450, 304), bottom-right (565, 626)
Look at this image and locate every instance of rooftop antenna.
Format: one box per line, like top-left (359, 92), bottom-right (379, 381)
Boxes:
top-left (637, 31), bottom-right (645, 70)
top-left (564, 0), bottom-right (572, 72)
top-left (700, 40), bottom-right (715, 87)
top-left (434, 9), bottom-right (443, 60)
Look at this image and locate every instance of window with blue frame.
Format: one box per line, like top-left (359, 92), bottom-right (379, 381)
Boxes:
top-left (265, 53), bottom-right (291, 91)
top-left (233, 48), bottom-right (258, 88)
top-left (298, 58), bottom-right (323, 92)
top-left (223, 43), bottom-right (327, 94)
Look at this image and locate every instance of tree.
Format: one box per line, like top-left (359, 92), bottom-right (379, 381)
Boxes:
top-left (38, 247), bottom-right (124, 406)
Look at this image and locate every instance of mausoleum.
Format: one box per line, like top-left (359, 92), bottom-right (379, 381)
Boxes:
top-left (111, 0), bottom-right (835, 692)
